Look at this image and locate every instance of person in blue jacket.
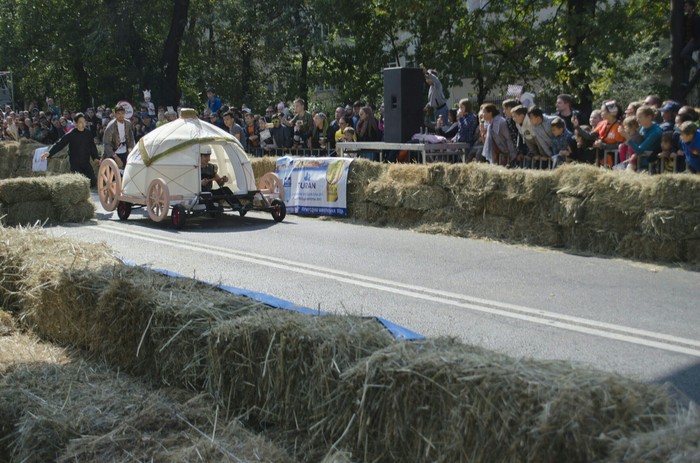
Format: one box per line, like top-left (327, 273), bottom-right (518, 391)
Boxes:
top-left (679, 121), bottom-right (700, 173)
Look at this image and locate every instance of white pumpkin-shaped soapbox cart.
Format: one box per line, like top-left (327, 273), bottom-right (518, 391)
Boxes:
top-left (97, 109), bottom-right (285, 229)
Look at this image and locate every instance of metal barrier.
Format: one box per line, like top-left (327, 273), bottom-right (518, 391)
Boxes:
top-left (247, 147), bottom-right (334, 158)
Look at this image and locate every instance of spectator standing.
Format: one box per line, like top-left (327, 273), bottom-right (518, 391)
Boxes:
top-left (206, 87), bottom-right (222, 114)
top-left (421, 64), bottom-right (448, 124)
top-left (659, 100), bottom-right (681, 132)
top-left (550, 116), bottom-right (575, 167)
top-left (222, 110), bottom-right (246, 146)
top-left (593, 101), bottom-right (625, 166)
top-left (142, 113), bottom-right (156, 135)
top-left (46, 98), bottom-right (60, 118)
top-left (618, 116), bottom-right (643, 163)
top-left (481, 103), bottom-right (516, 166)
top-left (269, 113), bottom-right (291, 150)
top-left (335, 116), bottom-right (353, 143)
top-left (328, 106), bottom-right (344, 150)
top-left (103, 105), bottom-right (135, 167)
top-left (356, 106), bottom-right (381, 161)
top-left (502, 99), bottom-right (527, 161)
top-left (436, 109), bottom-right (459, 139)
top-left (526, 106), bottom-right (555, 165)
top-left (209, 111), bottom-right (227, 131)
top-left (620, 105), bottom-right (663, 171)
top-left (308, 112), bottom-right (329, 152)
top-left (555, 94), bottom-right (576, 132)
top-left (282, 98), bottom-right (312, 147)
top-left (679, 120), bottom-right (700, 173)
top-left (42, 113), bottom-right (100, 187)
top-left (243, 111), bottom-right (261, 153)
top-left (456, 98), bottom-right (479, 147)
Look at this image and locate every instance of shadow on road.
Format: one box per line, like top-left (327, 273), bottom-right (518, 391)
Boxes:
top-left (657, 361), bottom-right (700, 405)
top-left (86, 209), bottom-right (293, 234)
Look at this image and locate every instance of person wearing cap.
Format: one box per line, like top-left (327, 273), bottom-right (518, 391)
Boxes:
top-left (205, 88), bottom-right (222, 114)
top-left (200, 146), bottom-right (237, 210)
top-left (142, 113), bottom-right (156, 134)
top-left (659, 100), bottom-right (681, 132)
top-left (209, 111), bottom-right (227, 131)
top-left (102, 105), bottom-right (135, 168)
top-left (42, 113), bottom-right (100, 187)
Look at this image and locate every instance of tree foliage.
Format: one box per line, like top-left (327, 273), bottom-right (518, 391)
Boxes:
top-left (0, 0), bottom-right (674, 113)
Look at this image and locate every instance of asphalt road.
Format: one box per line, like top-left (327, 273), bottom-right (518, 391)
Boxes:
top-left (49, 196), bottom-right (700, 404)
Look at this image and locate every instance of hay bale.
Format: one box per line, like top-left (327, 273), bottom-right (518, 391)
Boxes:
top-left (0, 176), bottom-right (53, 203)
top-left (208, 310), bottom-right (395, 430)
top-left (89, 265), bottom-right (265, 389)
top-left (604, 409), bottom-right (700, 462)
top-left (386, 163), bottom-right (430, 184)
top-left (0, 332), bottom-right (70, 375)
top-left (251, 156), bottom-right (279, 180)
top-left (0, 226), bottom-right (116, 321)
top-left (3, 200), bottom-right (54, 226)
top-left (0, 309), bottom-right (15, 335)
top-left (0, 361), bottom-right (293, 463)
top-left (0, 141), bottom-right (20, 179)
top-left (646, 173), bottom-right (700, 211)
top-left (323, 338), bottom-right (675, 463)
top-left (346, 159), bottom-right (385, 202)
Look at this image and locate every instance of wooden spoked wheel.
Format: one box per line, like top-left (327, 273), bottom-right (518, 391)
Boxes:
top-left (98, 158), bottom-right (122, 211)
top-left (146, 178), bottom-right (170, 222)
top-left (257, 172), bottom-right (285, 201)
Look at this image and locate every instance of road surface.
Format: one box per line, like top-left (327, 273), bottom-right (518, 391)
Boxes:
top-left (48, 197), bottom-right (700, 404)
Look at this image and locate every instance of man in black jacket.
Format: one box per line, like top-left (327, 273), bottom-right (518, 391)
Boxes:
top-left (42, 112), bottom-right (100, 187)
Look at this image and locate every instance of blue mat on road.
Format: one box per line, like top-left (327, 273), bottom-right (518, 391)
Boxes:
top-left (119, 258), bottom-right (425, 341)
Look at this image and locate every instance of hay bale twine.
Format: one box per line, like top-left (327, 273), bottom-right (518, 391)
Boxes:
top-left (323, 338), bottom-right (674, 463)
top-left (208, 310), bottom-right (395, 429)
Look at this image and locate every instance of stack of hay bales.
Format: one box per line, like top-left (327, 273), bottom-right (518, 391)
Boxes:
top-left (87, 266), bottom-right (267, 389)
top-left (0, 361), bottom-right (294, 462)
top-left (209, 311), bottom-right (395, 430)
top-left (0, 140), bottom-right (71, 178)
top-left (0, 174), bottom-right (94, 225)
top-left (2, 227), bottom-right (698, 461)
top-left (321, 338), bottom-right (681, 463)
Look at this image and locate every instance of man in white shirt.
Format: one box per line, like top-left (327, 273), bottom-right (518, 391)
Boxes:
top-left (102, 105), bottom-right (135, 167)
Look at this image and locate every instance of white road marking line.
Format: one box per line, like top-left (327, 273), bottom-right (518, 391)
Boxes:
top-left (96, 222), bottom-right (700, 357)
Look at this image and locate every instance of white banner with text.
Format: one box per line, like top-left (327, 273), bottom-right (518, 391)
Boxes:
top-left (275, 156), bottom-right (353, 216)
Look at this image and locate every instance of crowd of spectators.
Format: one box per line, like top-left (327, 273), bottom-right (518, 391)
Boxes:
top-left (2, 87), bottom-right (698, 175)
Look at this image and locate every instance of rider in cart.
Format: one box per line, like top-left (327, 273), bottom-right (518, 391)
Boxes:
top-left (200, 145), bottom-right (238, 210)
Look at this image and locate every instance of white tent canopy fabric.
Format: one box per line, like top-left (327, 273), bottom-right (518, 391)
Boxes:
top-left (121, 109), bottom-right (256, 204)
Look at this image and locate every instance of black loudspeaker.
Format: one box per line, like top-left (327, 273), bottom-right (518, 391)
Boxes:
top-left (383, 67), bottom-right (425, 143)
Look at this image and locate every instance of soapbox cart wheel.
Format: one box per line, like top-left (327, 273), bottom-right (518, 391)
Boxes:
top-left (116, 201), bottom-right (132, 221)
top-left (171, 204), bottom-right (187, 229)
top-left (257, 172), bottom-right (285, 201)
top-left (271, 198), bottom-right (286, 222)
top-left (98, 158), bottom-right (122, 211)
top-left (146, 178), bottom-right (170, 223)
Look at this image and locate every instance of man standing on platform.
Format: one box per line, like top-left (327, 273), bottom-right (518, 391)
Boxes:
top-left (421, 64), bottom-right (448, 125)
top-left (102, 105), bottom-right (135, 167)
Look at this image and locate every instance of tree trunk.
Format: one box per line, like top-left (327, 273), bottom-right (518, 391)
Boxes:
top-left (565, 0), bottom-right (595, 117)
top-left (73, 55), bottom-right (91, 110)
top-left (299, 49), bottom-right (309, 103)
top-left (160, 0), bottom-right (190, 107)
top-left (671, 0), bottom-right (686, 102)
